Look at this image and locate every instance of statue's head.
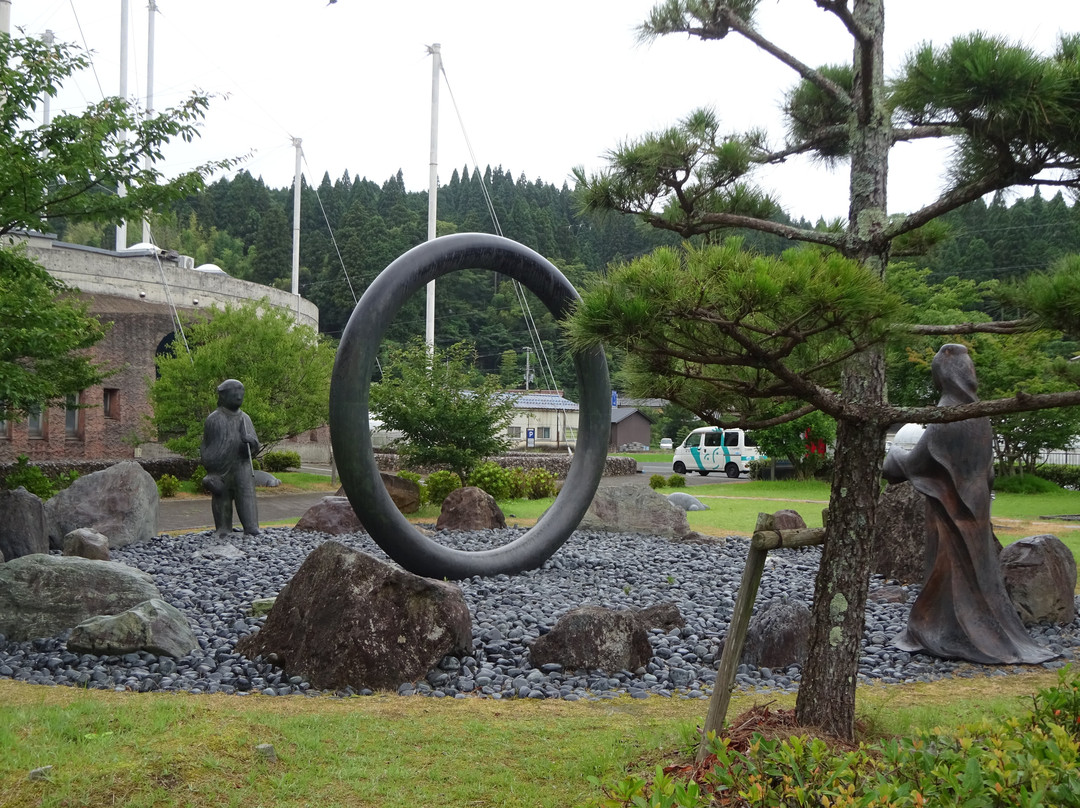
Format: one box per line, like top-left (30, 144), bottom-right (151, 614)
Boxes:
top-left (931, 343), bottom-right (978, 404)
top-left (216, 379), bottom-right (245, 411)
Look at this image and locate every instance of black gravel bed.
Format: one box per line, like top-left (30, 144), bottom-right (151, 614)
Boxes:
top-left (1, 527), bottom-right (1076, 701)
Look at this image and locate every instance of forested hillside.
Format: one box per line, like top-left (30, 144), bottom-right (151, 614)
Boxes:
top-left (54, 167), bottom-right (1080, 394)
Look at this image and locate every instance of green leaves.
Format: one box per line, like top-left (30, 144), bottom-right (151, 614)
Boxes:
top-left (565, 239), bottom-right (899, 425)
top-left (368, 340), bottom-right (516, 479)
top-left (150, 299), bottom-right (335, 458)
top-left (0, 248), bottom-right (108, 420)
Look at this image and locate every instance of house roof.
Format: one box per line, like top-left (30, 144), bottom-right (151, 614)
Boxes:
top-left (612, 406), bottom-right (654, 424)
top-left (505, 392), bottom-right (580, 411)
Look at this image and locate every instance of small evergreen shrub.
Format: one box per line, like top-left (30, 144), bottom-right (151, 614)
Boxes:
top-left (261, 450), bottom-right (301, 473)
top-left (157, 473), bottom-right (181, 498)
top-left (668, 473), bottom-right (686, 488)
top-left (524, 468), bottom-right (558, 499)
top-left (53, 469), bottom-right (79, 491)
top-left (190, 464), bottom-right (207, 488)
top-left (649, 474), bottom-right (668, 489)
top-left (425, 470), bottom-right (462, 506)
top-left (506, 466), bottom-right (529, 500)
top-left (397, 470), bottom-right (428, 507)
top-left (468, 461), bottom-right (513, 501)
top-left (3, 455), bottom-right (54, 499)
top-left (993, 473), bottom-right (1061, 495)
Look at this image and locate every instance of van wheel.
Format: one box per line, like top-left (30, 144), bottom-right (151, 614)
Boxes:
top-left (673, 461), bottom-right (686, 474)
top-left (725, 463), bottom-right (740, 479)
top-left (697, 470), bottom-right (711, 477)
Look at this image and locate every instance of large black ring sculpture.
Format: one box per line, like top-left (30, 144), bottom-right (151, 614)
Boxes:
top-left (329, 233), bottom-right (610, 579)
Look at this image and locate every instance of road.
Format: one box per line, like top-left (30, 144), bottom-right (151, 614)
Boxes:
top-left (635, 460), bottom-right (749, 487)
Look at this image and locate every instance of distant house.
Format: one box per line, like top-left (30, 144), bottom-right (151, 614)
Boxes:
top-left (504, 391), bottom-right (580, 450)
top-left (610, 407), bottom-right (654, 451)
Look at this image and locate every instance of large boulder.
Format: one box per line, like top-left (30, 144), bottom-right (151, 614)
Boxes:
top-left (0, 487), bottom-right (48, 561)
top-left (872, 482), bottom-right (927, 583)
top-left (436, 486), bottom-right (506, 531)
top-left (383, 473), bottom-right (421, 514)
top-left (236, 541), bottom-right (472, 691)
top-left (578, 486), bottom-right (693, 539)
top-left (528, 606), bottom-right (652, 672)
top-left (295, 496), bottom-right (365, 535)
top-left (1000, 534), bottom-right (1077, 625)
top-left (67, 598), bottom-right (197, 658)
top-left (739, 599), bottom-right (812, 669)
top-left (62, 528), bottom-right (110, 561)
top-left (0, 554), bottom-right (162, 641)
top-left (771, 509), bottom-right (807, 530)
top-left (43, 461), bottom-right (158, 550)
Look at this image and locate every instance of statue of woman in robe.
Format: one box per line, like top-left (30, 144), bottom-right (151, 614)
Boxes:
top-left (883, 343), bottom-right (1054, 664)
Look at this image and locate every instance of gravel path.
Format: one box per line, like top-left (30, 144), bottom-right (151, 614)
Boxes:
top-left (1, 527), bottom-right (1076, 700)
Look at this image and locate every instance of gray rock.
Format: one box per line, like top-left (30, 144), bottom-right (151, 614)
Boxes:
top-left (62, 528), bottom-right (110, 561)
top-left (68, 598), bottom-right (197, 658)
top-left (0, 554), bottom-right (161, 641)
top-left (740, 599), bottom-right (812, 669)
top-left (0, 487), bottom-right (48, 561)
top-left (382, 473), bottom-right (421, 514)
top-left (1001, 534), bottom-right (1077, 625)
top-left (195, 543), bottom-right (245, 560)
top-left (235, 541), bottom-right (472, 691)
top-left (253, 470), bottom-right (281, 488)
top-left (636, 601), bottom-right (686, 632)
top-left (666, 492), bottom-right (708, 512)
top-left (528, 605), bottom-right (652, 672)
top-left (44, 461), bottom-right (158, 550)
top-left (294, 496), bottom-right (364, 535)
top-left (872, 481), bottom-right (926, 583)
top-left (578, 486), bottom-right (692, 539)
top-left (436, 486), bottom-right (506, 531)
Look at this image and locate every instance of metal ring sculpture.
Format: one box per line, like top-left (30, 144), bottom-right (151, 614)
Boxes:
top-left (329, 233), bottom-right (610, 579)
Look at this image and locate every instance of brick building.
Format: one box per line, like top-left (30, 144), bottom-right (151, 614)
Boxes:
top-left (0, 233), bottom-right (318, 464)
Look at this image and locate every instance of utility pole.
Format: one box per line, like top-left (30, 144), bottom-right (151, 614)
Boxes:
top-left (141, 0), bottom-right (157, 243)
top-left (523, 347), bottom-right (533, 391)
top-left (0, 0), bottom-right (10, 35)
top-left (42, 30), bottom-right (54, 124)
top-left (116, 0), bottom-right (130, 250)
top-left (291, 137), bottom-right (302, 296)
top-left (424, 43), bottom-right (441, 350)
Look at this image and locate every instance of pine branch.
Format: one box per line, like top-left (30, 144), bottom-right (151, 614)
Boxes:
top-left (814, 0), bottom-right (870, 43)
top-left (883, 389), bottom-right (1080, 426)
top-left (897, 319), bottom-right (1038, 336)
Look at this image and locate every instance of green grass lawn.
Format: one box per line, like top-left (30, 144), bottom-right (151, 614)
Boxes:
top-left (0, 672), bottom-right (1065, 808)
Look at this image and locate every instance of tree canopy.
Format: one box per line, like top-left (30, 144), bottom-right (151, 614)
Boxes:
top-left (150, 299), bottom-right (335, 458)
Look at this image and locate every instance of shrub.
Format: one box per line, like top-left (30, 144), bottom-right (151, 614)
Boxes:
top-left (649, 474), bottom-right (668, 489)
top-left (3, 455), bottom-right (55, 499)
top-left (190, 464), bottom-right (207, 488)
top-left (157, 473), bottom-right (181, 498)
top-left (668, 473), bottom-right (686, 488)
top-left (506, 466), bottom-right (529, 500)
top-left (524, 468), bottom-right (558, 499)
top-left (592, 666), bottom-right (1080, 807)
top-left (468, 461), bottom-right (513, 501)
top-left (54, 469), bottom-right (79, 491)
top-left (262, 450), bottom-right (302, 473)
top-left (1035, 464), bottom-right (1080, 490)
top-left (993, 473), bottom-right (1061, 495)
top-left (397, 470), bottom-right (428, 507)
top-left (425, 470), bottom-right (462, 507)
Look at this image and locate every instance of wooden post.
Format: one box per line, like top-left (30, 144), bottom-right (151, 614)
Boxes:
top-left (696, 514), bottom-right (828, 763)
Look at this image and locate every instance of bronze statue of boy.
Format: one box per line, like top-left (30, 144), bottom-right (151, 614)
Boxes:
top-left (200, 379), bottom-right (261, 537)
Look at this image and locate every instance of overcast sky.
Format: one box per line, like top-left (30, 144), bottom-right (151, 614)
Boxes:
top-left (13, 1), bottom-right (1080, 224)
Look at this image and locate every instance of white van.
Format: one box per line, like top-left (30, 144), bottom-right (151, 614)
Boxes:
top-left (672, 427), bottom-right (765, 478)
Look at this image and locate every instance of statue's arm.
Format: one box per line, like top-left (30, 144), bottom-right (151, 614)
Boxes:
top-left (882, 448), bottom-right (908, 484)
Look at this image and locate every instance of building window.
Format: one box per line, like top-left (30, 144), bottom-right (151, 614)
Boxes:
top-left (539, 427), bottom-right (551, 439)
top-left (0, 414), bottom-right (8, 439)
top-left (66, 393), bottom-right (83, 439)
top-left (28, 406), bottom-right (44, 438)
top-left (508, 426), bottom-right (522, 438)
top-left (103, 388), bottom-right (120, 420)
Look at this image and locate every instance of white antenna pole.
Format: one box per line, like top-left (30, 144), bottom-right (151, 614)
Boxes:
top-left (141, 0), bottom-right (156, 243)
top-left (291, 137), bottom-right (302, 296)
top-left (0, 1), bottom-right (10, 35)
top-left (116, 0), bottom-right (130, 250)
top-left (425, 43), bottom-right (441, 349)
top-left (42, 30), bottom-right (55, 124)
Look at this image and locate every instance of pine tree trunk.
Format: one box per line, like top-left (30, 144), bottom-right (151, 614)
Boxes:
top-left (795, 0), bottom-right (890, 741)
